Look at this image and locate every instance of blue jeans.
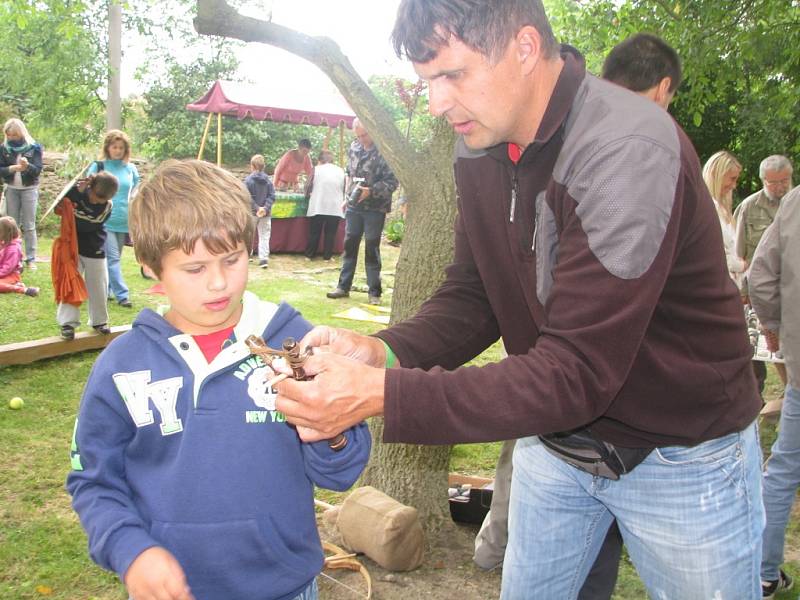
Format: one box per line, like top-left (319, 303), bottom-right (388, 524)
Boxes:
top-left (5, 186), bottom-right (38, 262)
top-left (762, 384), bottom-right (800, 582)
top-left (502, 422), bottom-right (764, 600)
top-left (337, 208), bottom-right (385, 296)
top-left (105, 231), bottom-right (129, 302)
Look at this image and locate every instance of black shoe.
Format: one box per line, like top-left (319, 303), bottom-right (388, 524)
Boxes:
top-left (763, 569), bottom-right (793, 599)
top-left (24, 286), bottom-right (39, 297)
top-left (326, 288), bottom-right (349, 299)
top-left (118, 299), bottom-right (133, 308)
top-left (60, 325), bottom-right (75, 340)
top-left (93, 324), bottom-right (111, 335)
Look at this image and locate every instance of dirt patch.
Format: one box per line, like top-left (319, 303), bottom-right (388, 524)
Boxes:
top-left (316, 516), bottom-right (502, 600)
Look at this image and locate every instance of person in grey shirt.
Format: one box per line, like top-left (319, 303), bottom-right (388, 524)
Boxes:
top-left (748, 184), bottom-right (800, 598)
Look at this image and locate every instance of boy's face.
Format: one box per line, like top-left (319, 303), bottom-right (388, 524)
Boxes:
top-left (158, 238), bottom-right (249, 335)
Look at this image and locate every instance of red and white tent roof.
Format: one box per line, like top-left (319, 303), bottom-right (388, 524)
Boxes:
top-left (187, 80), bottom-right (356, 128)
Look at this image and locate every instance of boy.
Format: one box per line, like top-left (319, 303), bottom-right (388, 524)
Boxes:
top-left (67, 160), bottom-right (370, 600)
top-left (244, 154), bottom-right (275, 269)
top-left (57, 171), bottom-right (118, 340)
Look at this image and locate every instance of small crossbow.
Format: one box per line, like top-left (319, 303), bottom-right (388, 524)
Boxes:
top-left (244, 334), bottom-right (348, 451)
top-left (245, 335), bottom-right (313, 380)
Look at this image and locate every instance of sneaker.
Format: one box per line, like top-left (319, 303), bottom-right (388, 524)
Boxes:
top-left (60, 325), bottom-right (75, 341)
top-left (368, 295), bottom-right (381, 305)
top-left (763, 569), bottom-right (793, 599)
top-left (24, 286), bottom-right (39, 297)
top-left (118, 299), bottom-right (133, 308)
top-left (93, 324), bottom-right (111, 335)
top-left (26, 260), bottom-right (37, 271)
top-left (326, 288), bottom-right (349, 299)
top-left (259, 260), bottom-right (269, 269)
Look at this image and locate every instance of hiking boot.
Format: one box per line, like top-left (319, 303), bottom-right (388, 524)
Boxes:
top-left (24, 286), bottom-right (39, 297)
top-left (93, 324), bottom-right (111, 335)
top-left (368, 295), bottom-right (381, 305)
top-left (118, 299), bottom-right (133, 308)
top-left (763, 569), bottom-right (793, 599)
top-left (326, 288), bottom-right (349, 299)
top-left (60, 325), bottom-right (75, 341)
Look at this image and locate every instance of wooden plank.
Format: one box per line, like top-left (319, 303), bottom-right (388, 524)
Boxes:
top-left (0, 325), bottom-right (131, 367)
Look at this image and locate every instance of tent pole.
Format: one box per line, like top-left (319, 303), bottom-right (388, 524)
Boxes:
top-left (339, 124), bottom-right (345, 166)
top-left (217, 112), bottom-right (223, 166)
top-left (198, 112), bottom-right (213, 160)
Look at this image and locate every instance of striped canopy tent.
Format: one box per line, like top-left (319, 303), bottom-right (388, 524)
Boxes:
top-left (186, 79), bottom-right (357, 165)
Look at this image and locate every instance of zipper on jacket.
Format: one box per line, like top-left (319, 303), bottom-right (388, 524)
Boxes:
top-left (510, 172), bottom-right (519, 223)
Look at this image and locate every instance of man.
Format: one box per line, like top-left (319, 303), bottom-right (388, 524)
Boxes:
top-left (735, 154), bottom-right (793, 414)
top-left (601, 32), bottom-right (681, 109)
top-left (748, 185), bottom-right (800, 599)
top-left (304, 150), bottom-right (345, 261)
top-left (327, 118), bottom-right (398, 305)
top-left (473, 31), bottom-right (684, 594)
top-left (277, 2), bottom-right (763, 598)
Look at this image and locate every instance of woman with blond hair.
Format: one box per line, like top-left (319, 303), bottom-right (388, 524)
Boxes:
top-left (703, 150), bottom-right (747, 289)
top-left (0, 118), bottom-right (43, 270)
top-left (87, 129), bottom-right (139, 308)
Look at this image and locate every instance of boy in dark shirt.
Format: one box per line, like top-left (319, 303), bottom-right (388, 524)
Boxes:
top-left (56, 171), bottom-right (118, 339)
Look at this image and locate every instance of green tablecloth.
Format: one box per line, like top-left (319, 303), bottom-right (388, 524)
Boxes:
top-left (271, 192), bottom-right (308, 219)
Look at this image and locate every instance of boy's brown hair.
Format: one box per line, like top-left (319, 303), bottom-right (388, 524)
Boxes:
top-left (100, 129), bottom-right (132, 162)
top-left (250, 154), bottom-right (266, 171)
top-left (130, 159), bottom-right (254, 277)
top-left (89, 171), bottom-right (119, 200)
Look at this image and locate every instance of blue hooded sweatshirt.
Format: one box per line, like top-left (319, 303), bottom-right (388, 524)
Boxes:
top-left (66, 291), bottom-right (370, 600)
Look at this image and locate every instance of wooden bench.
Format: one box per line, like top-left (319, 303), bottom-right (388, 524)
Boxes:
top-left (0, 325), bottom-right (131, 367)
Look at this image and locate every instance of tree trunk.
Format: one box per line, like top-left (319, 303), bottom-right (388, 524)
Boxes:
top-left (106, 0), bottom-right (122, 130)
top-left (194, 0), bottom-right (459, 525)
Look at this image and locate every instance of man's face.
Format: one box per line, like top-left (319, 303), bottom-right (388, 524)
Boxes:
top-left (413, 35), bottom-right (528, 149)
top-left (354, 125), bottom-right (373, 149)
top-left (762, 168), bottom-right (792, 201)
top-left (298, 146), bottom-right (310, 157)
top-left (158, 238), bottom-right (249, 335)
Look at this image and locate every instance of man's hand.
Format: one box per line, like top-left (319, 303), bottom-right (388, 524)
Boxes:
top-left (276, 352), bottom-right (385, 441)
top-left (357, 186), bottom-right (370, 202)
top-left (124, 546), bottom-right (194, 600)
top-left (299, 326), bottom-right (387, 368)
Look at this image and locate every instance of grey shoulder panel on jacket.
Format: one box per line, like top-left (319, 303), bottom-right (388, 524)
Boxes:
top-left (555, 74), bottom-right (682, 279)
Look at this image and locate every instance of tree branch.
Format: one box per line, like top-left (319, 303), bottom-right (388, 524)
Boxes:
top-left (193, 0), bottom-right (420, 186)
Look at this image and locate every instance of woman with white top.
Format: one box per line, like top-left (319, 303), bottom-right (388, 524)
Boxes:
top-left (703, 150), bottom-right (746, 289)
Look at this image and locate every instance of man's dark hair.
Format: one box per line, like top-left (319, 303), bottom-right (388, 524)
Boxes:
top-left (601, 33), bottom-right (682, 93)
top-left (90, 171), bottom-right (119, 200)
top-left (392, 0), bottom-right (558, 64)
top-left (298, 138), bottom-right (312, 149)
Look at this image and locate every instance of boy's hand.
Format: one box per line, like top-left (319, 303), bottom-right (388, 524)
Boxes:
top-left (125, 546), bottom-right (194, 600)
top-left (256, 207), bottom-right (267, 218)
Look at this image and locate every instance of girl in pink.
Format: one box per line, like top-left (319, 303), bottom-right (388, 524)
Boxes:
top-left (0, 216), bottom-right (39, 296)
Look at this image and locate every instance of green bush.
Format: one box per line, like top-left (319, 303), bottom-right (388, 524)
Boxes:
top-left (385, 217), bottom-right (405, 245)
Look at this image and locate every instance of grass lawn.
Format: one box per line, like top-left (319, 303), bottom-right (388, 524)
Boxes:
top-left (1, 237), bottom-right (796, 599)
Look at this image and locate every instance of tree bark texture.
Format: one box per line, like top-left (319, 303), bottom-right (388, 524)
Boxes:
top-left (195, 1), bottom-right (459, 523)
